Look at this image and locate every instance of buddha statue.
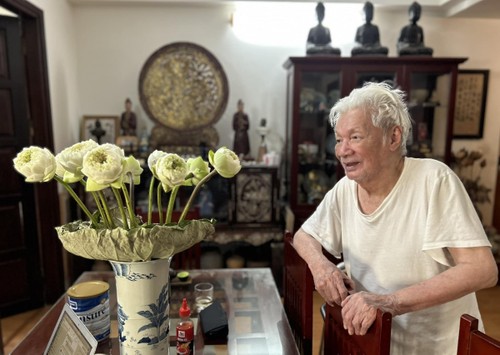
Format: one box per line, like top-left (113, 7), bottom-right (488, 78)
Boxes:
top-left (351, 2), bottom-right (388, 57)
top-left (397, 1), bottom-right (433, 56)
top-left (306, 2), bottom-right (341, 56)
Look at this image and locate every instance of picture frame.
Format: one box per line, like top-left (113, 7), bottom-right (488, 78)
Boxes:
top-left (43, 303), bottom-right (97, 355)
top-left (453, 69), bottom-right (489, 139)
top-left (81, 115), bottom-right (119, 144)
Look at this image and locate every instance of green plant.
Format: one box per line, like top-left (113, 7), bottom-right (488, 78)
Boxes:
top-left (451, 148), bottom-right (492, 222)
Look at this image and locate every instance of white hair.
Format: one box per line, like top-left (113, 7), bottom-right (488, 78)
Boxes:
top-left (329, 81), bottom-right (413, 156)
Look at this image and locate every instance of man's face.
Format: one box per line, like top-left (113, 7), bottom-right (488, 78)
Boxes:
top-left (334, 108), bottom-right (387, 184)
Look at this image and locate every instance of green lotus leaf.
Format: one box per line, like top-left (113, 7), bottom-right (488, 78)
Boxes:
top-left (55, 219), bottom-right (215, 262)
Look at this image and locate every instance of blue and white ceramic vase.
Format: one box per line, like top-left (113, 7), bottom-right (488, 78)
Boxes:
top-left (109, 257), bottom-right (172, 355)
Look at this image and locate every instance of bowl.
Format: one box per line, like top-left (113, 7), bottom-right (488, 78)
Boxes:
top-left (176, 271), bottom-right (190, 282)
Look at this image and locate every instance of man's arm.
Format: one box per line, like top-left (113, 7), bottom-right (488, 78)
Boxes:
top-left (293, 228), bottom-right (354, 305)
top-left (389, 246), bottom-right (497, 314)
top-left (341, 246), bottom-right (498, 336)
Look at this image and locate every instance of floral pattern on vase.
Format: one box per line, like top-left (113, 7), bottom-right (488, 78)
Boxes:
top-left (110, 257), bottom-right (172, 355)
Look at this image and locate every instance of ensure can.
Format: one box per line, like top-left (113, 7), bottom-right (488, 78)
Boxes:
top-left (67, 280), bottom-right (111, 342)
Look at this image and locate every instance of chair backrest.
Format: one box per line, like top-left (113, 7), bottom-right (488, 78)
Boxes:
top-left (457, 314), bottom-right (500, 355)
top-left (323, 302), bottom-right (392, 355)
top-left (283, 231), bottom-right (314, 355)
top-left (0, 318), bottom-right (4, 355)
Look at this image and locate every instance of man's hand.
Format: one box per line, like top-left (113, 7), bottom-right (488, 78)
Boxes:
top-left (340, 291), bottom-right (399, 335)
top-left (312, 262), bottom-right (355, 306)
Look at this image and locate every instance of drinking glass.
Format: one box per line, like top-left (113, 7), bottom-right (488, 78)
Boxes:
top-left (194, 282), bottom-right (214, 312)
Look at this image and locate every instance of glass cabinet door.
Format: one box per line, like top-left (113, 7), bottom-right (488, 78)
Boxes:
top-left (407, 71), bottom-right (451, 162)
top-left (354, 71), bottom-right (398, 89)
top-left (284, 56), bottom-right (465, 226)
top-left (296, 71), bottom-right (340, 206)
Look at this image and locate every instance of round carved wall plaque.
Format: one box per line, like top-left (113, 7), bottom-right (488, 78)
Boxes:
top-left (139, 42), bottom-right (229, 131)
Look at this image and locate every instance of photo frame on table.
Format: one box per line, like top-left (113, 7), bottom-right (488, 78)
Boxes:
top-left (453, 69), bottom-right (489, 139)
top-left (43, 303), bottom-right (97, 355)
top-left (81, 115), bottom-right (119, 144)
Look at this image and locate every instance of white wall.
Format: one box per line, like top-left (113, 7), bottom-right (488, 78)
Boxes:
top-left (29, 0), bottom-right (80, 152)
top-left (72, 3), bottom-right (299, 157)
top-left (421, 15), bottom-right (500, 225)
top-left (33, 1), bottom-right (500, 225)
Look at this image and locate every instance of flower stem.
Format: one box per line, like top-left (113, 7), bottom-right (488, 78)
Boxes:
top-left (166, 185), bottom-right (180, 224)
top-left (121, 182), bottom-right (138, 229)
top-left (79, 180), bottom-right (106, 227)
top-left (178, 169), bottom-right (218, 223)
top-left (147, 176), bottom-right (156, 225)
top-left (99, 191), bottom-right (115, 228)
top-left (91, 191), bottom-right (107, 227)
top-left (112, 187), bottom-right (129, 230)
top-left (54, 176), bottom-right (99, 227)
top-left (157, 183), bottom-right (164, 224)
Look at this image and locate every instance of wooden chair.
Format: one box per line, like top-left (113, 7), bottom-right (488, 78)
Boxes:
top-left (457, 314), bottom-right (500, 355)
top-left (136, 207), bottom-right (202, 270)
top-left (283, 231), bottom-right (314, 355)
top-left (0, 318), bottom-right (4, 355)
top-left (323, 302), bottom-right (392, 355)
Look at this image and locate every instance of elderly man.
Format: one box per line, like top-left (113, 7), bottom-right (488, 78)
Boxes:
top-left (293, 82), bottom-right (497, 354)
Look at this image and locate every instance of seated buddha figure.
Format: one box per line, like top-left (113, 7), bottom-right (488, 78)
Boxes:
top-left (306, 2), bottom-right (341, 56)
top-left (397, 1), bottom-right (433, 56)
top-left (351, 2), bottom-right (388, 56)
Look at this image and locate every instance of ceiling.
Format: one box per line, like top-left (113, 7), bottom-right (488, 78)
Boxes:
top-left (405, 0), bottom-right (500, 18)
top-left (443, 0), bottom-right (500, 18)
top-left (68, 0), bottom-right (500, 18)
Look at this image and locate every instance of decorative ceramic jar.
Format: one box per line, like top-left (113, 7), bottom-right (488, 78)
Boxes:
top-left (110, 257), bottom-right (172, 355)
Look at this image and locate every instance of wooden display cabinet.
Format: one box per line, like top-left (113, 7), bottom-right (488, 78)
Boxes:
top-left (283, 56), bottom-right (467, 226)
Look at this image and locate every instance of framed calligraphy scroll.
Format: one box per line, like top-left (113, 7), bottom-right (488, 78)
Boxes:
top-left (453, 70), bottom-right (489, 139)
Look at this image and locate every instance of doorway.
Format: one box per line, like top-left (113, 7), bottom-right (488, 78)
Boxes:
top-left (0, 0), bottom-right (63, 316)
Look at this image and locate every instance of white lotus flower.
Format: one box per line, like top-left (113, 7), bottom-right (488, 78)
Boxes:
top-left (156, 153), bottom-right (189, 192)
top-left (55, 139), bottom-right (99, 183)
top-left (187, 156), bottom-right (210, 185)
top-left (13, 146), bottom-right (57, 183)
top-left (82, 143), bottom-right (125, 191)
top-left (122, 156), bottom-right (143, 185)
top-left (12, 140), bottom-right (242, 231)
top-left (147, 150), bottom-right (168, 179)
top-left (209, 146), bottom-right (241, 178)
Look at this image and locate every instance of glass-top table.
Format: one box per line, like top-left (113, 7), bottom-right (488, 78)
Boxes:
top-left (12, 268), bottom-right (299, 355)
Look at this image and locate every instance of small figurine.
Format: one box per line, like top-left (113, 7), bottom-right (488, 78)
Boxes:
top-left (120, 98), bottom-right (137, 136)
top-left (232, 99), bottom-right (250, 158)
top-left (306, 2), bottom-right (341, 56)
top-left (351, 2), bottom-right (388, 57)
top-left (90, 119), bottom-right (106, 144)
top-left (397, 2), bottom-right (433, 56)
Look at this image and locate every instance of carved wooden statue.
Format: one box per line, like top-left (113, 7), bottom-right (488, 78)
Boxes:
top-left (351, 2), bottom-right (388, 56)
top-left (397, 1), bottom-right (433, 56)
top-left (232, 99), bottom-right (250, 158)
top-left (306, 2), bottom-right (341, 56)
top-left (120, 98), bottom-right (137, 136)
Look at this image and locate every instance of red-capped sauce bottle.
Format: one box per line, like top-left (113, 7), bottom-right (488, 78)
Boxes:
top-left (176, 298), bottom-right (194, 354)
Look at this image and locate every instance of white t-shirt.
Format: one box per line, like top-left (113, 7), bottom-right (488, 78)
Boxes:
top-left (302, 158), bottom-right (491, 355)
